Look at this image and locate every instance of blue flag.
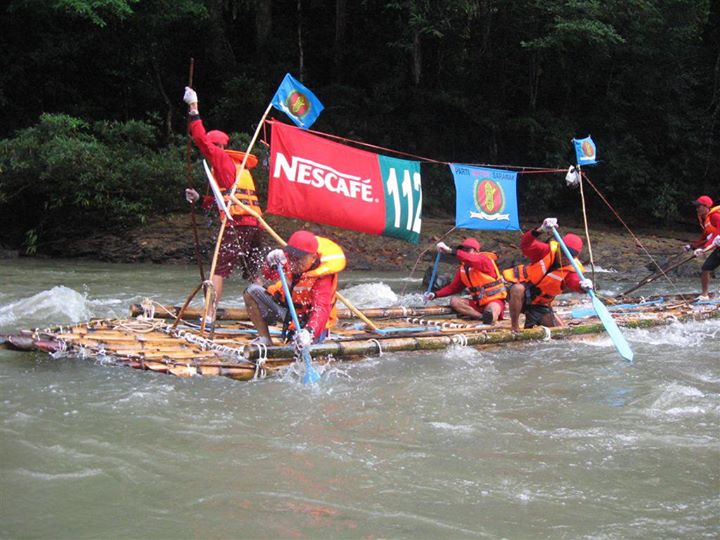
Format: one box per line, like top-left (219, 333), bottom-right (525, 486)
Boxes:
top-left (450, 164), bottom-right (520, 231)
top-left (271, 73), bottom-right (324, 129)
top-left (572, 135), bottom-right (597, 166)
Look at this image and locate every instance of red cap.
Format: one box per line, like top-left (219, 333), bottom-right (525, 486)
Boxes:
top-left (285, 230), bottom-right (318, 258)
top-left (207, 130), bottom-right (229, 146)
top-left (460, 238), bottom-right (481, 250)
top-left (563, 233), bottom-right (583, 253)
top-left (693, 195), bottom-right (713, 208)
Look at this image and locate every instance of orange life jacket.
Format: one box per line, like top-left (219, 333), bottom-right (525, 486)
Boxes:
top-left (458, 252), bottom-right (507, 306)
top-left (502, 241), bottom-right (584, 306)
top-left (216, 151), bottom-right (263, 220)
top-left (266, 237), bottom-right (346, 330)
top-left (702, 205), bottom-right (720, 236)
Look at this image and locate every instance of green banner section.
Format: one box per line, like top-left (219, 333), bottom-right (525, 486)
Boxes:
top-left (378, 155), bottom-right (422, 244)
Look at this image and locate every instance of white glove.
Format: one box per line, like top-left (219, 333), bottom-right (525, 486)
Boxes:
top-left (267, 248), bottom-right (287, 266)
top-left (580, 278), bottom-right (593, 291)
top-left (185, 188), bottom-right (199, 204)
top-left (436, 241), bottom-right (452, 253)
top-left (423, 291), bottom-right (435, 302)
top-left (694, 248), bottom-right (706, 258)
top-left (565, 166), bottom-right (580, 187)
top-left (293, 328), bottom-right (313, 351)
top-left (540, 217), bottom-right (558, 232)
top-left (183, 86), bottom-right (198, 105)
top-left (713, 236), bottom-right (720, 248)
top-left (683, 244), bottom-right (693, 253)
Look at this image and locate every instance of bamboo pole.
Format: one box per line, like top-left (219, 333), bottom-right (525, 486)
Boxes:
top-left (130, 303), bottom-right (455, 321)
top-left (185, 58), bottom-right (206, 282)
top-left (577, 168), bottom-right (596, 286)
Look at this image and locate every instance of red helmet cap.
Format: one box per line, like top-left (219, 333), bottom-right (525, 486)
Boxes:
top-left (285, 230), bottom-right (318, 258)
top-left (206, 130), bottom-right (229, 146)
top-left (460, 238), bottom-right (481, 250)
top-left (563, 233), bottom-right (583, 253)
top-left (693, 195), bottom-right (713, 208)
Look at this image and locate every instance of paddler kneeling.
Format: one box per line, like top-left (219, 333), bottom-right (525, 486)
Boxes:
top-left (503, 218), bottom-right (592, 333)
top-left (243, 231), bottom-right (346, 349)
top-left (423, 238), bottom-right (507, 324)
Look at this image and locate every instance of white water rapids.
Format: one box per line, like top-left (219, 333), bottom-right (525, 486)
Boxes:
top-left (1, 259), bottom-right (718, 538)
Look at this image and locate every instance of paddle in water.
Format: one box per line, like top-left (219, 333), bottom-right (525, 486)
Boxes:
top-left (551, 228), bottom-right (634, 362)
top-left (425, 252), bottom-right (441, 299)
top-left (277, 262), bottom-right (321, 384)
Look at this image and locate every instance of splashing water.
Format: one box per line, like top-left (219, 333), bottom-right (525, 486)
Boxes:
top-left (0, 286), bottom-right (91, 327)
top-left (338, 282), bottom-right (398, 308)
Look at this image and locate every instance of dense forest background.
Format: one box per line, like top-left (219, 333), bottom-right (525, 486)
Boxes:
top-left (0, 0), bottom-right (718, 253)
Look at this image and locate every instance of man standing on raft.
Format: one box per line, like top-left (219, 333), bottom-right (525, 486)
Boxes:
top-left (684, 195), bottom-right (720, 300)
top-left (423, 238), bottom-right (507, 324)
top-left (183, 87), bottom-right (265, 325)
top-left (503, 218), bottom-right (592, 333)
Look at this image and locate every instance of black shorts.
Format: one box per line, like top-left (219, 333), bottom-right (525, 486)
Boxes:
top-left (701, 248), bottom-right (720, 272)
top-left (521, 285), bottom-right (554, 328)
top-left (244, 284), bottom-right (287, 325)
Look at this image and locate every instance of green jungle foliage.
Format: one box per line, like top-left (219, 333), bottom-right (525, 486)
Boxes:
top-left (0, 114), bottom-right (187, 251)
top-left (0, 0), bottom-right (718, 250)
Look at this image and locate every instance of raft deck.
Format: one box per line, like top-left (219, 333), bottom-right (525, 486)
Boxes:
top-left (2, 295), bottom-right (718, 381)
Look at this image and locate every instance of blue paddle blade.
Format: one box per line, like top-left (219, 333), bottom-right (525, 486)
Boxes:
top-left (301, 350), bottom-right (321, 384)
top-left (591, 292), bottom-right (634, 362)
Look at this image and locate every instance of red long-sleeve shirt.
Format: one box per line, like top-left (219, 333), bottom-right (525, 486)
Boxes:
top-left (690, 212), bottom-right (720, 249)
top-left (262, 264), bottom-right (335, 341)
top-left (520, 230), bottom-right (583, 293)
top-left (189, 117), bottom-right (258, 227)
top-left (435, 251), bottom-right (500, 298)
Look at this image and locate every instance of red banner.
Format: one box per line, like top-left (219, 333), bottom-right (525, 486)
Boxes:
top-left (267, 121), bottom-right (385, 237)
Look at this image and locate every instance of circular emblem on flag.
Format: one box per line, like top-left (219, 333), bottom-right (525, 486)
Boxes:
top-left (581, 140), bottom-right (595, 158)
top-left (474, 179), bottom-right (505, 215)
top-left (286, 91), bottom-right (310, 118)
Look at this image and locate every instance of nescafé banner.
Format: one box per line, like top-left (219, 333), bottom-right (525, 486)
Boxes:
top-left (268, 121), bottom-right (422, 243)
top-left (450, 164), bottom-right (520, 231)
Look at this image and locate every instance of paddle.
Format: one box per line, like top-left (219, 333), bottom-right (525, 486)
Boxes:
top-left (618, 253), bottom-right (696, 298)
top-left (551, 228), bottom-right (634, 362)
top-left (425, 252), bottom-right (441, 299)
top-left (276, 262), bottom-right (321, 384)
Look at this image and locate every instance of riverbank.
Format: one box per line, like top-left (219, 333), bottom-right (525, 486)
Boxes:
top-left (29, 211), bottom-right (706, 277)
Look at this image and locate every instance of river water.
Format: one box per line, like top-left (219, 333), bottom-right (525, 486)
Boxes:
top-left (1, 259), bottom-right (718, 539)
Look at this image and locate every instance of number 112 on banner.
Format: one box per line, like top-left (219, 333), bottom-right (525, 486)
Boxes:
top-left (380, 155), bottom-right (422, 244)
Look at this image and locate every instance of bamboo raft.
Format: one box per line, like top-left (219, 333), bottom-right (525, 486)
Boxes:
top-left (2, 294), bottom-right (718, 381)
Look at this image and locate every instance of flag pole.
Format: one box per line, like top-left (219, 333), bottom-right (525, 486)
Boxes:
top-left (199, 102), bottom-right (273, 335)
top-left (227, 193), bottom-right (381, 332)
top-left (577, 165), bottom-right (597, 287)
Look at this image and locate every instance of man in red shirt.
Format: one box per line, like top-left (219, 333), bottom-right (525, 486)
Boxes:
top-left (423, 238), bottom-right (507, 324)
top-left (684, 195), bottom-right (720, 299)
top-left (243, 231), bottom-right (346, 349)
top-left (183, 87), bottom-right (265, 324)
top-left (503, 218), bottom-right (592, 333)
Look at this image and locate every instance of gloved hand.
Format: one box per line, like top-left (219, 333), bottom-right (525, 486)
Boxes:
top-left (694, 248), bottom-right (706, 258)
top-left (683, 244), bottom-right (693, 253)
top-left (713, 236), bottom-right (720, 248)
top-left (436, 241), bottom-right (452, 253)
top-left (580, 278), bottom-right (593, 291)
top-left (423, 291), bottom-right (435, 302)
top-left (183, 86), bottom-right (198, 105)
top-left (267, 248), bottom-right (287, 266)
top-left (565, 166), bottom-right (580, 187)
top-left (185, 188), bottom-right (199, 204)
top-left (540, 217), bottom-right (558, 232)
top-left (293, 328), bottom-right (313, 351)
